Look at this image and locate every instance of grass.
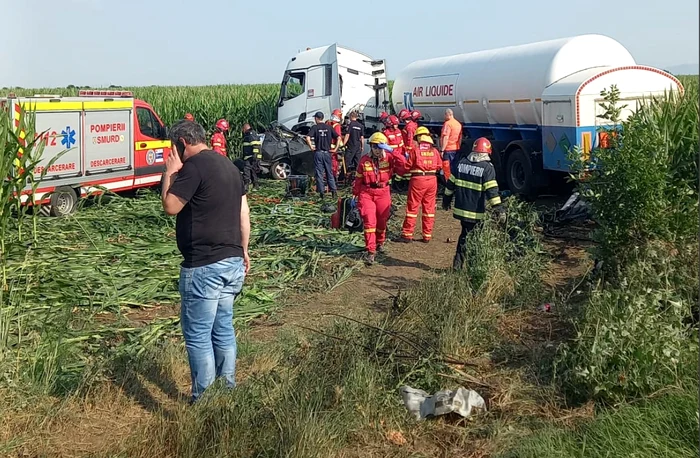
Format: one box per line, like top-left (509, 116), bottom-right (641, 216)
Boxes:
top-left (501, 388), bottom-right (699, 458)
top-left (1, 180), bottom-right (364, 396)
top-left (0, 76), bottom-right (697, 456)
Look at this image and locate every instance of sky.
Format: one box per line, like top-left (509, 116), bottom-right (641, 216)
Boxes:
top-left (1, 0), bottom-right (698, 88)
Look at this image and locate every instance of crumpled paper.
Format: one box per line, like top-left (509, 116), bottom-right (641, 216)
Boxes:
top-left (400, 385), bottom-right (486, 421)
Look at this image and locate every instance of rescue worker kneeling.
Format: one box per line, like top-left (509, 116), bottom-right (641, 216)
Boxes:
top-left (396, 127), bottom-right (442, 243)
top-left (352, 132), bottom-right (400, 265)
top-left (442, 137), bottom-right (505, 270)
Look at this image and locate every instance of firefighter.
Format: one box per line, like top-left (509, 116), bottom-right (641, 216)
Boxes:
top-left (383, 114), bottom-right (408, 189)
top-left (327, 109), bottom-right (344, 179)
top-left (379, 111), bottom-right (389, 125)
top-left (242, 123), bottom-right (262, 190)
top-left (442, 137), bottom-right (505, 270)
top-left (352, 132), bottom-right (400, 265)
top-left (398, 109), bottom-right (416, 150)
top-left (211, 119), bottom-right (229, 157)
top-left (396, 127), bottom-right (442, 243)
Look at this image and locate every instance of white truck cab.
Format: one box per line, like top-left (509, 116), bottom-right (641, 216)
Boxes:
top-left (277, 44), bottom-right (389, 135)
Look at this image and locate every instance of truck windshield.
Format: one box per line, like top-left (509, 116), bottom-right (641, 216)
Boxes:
top-left (280, 71), bottom-right (305, 101)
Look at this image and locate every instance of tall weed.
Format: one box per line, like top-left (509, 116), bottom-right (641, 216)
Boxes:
top-left (558, 81), bottom-right (699, 403)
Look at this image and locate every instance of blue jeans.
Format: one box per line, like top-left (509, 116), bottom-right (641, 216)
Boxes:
top-left (314, 150), bottom-right (337, 196)
top-left (179, 256), bottom-right (245, 402)
top-left (443, 150), bottom-right (458, 175)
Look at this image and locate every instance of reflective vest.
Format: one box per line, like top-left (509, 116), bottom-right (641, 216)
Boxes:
top-left (407, 142), bottom-right (442, 177)
top-left (242, 130), bottom-right (262, 160)
top-left (444, 155), bottom-right (501, 222)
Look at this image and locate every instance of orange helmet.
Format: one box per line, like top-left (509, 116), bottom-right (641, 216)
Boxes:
top-left (472, 137), bottom-right (492, 154)
top-left (332, 109), bottom-right (342, 118)
top-left (215, 119), bottom-right (229, 132)
top-left (184, 113), bottom-right (194, 121)
top-left (398, 109), bottom-right (410, 121)
top-left (388, 115), bottom-right (399, 126)
top-left (410, 110), bottom-right (422, 121)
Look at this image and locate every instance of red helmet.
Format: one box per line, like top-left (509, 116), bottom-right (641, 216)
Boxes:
top-left (184, 113), bottom-right (194, 121)
top-left (215, 119), bottom-right (229, 132)
top-left (379, 111), bottom-right (389, 121)
top-left (410, 110), bottom-right (422, 121)
top-left (472, 137), bottom-right (493, 154)
top-left (332, 109), bottom-right (342, 118)
top-left (398, 109), bottom-right (410, 121)
top-left (388, 115), bottom-right (399, 126)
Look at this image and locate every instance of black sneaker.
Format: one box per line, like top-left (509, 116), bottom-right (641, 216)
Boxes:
top-left (364, 253), bottom-right (376, 265)
top-left (377, 244), bottom-right (385, 253)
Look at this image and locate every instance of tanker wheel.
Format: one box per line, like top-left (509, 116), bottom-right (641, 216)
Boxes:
top-left (49, 187), bottom-right (78, 217)
top-left (506, 149), bottom-right (534, 199)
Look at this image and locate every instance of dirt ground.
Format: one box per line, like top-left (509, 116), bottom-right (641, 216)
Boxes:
top-left (5, 198), bottom-right (593, 458)
top-left (249, 208), bottom-right (463, 342)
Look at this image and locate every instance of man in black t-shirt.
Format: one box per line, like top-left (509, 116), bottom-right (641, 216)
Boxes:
top-left (343, 111), bottom-right (364, 174)
top-left (161, 120), bottom-right (251, 403)
top-left (305, 111), bottom-right (338, 199)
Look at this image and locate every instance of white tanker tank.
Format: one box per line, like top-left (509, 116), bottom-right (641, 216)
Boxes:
top-left (391, 34), bottom-right (683, 196)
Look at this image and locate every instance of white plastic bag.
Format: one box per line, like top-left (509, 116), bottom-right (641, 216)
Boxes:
top-left (400, 385), bottom-right (486, 421)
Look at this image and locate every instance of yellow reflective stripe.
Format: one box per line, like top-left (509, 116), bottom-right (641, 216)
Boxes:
top-left (484, 180), bottom-right (498, 190)
top-left (243, 141), bottom-right (262, 146)
top-left (84, 101), bottom-right (133, 110)
top-left (424, 213), bottom-right (435, 218)
top-left (448, 174), bottom-right (455, 183)
top-left (136, 140), bottom-right (170, 150)
top-left (444, 189), bottom-right (454, 196)
top-left (22, 101), bottom-right (83, 111)
top-left (452, 178), bottom-right (483, 191)
top-left (364, 228), bottom-right (376, 233)
top-left (405, 213), bottom-right (418, 218)
top-left (453, 208), bottom-right (485, 220)
top-left (423, 233), bottom-right (432, 238)
top-left (488, 196), bottom-right (502, 206)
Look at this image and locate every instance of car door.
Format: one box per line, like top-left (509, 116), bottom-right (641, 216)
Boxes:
top-left (133, 101), bottom-right (171, 187)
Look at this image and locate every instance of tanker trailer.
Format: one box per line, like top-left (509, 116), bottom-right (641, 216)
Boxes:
top-left (391, 34), bottom-right (683, 197)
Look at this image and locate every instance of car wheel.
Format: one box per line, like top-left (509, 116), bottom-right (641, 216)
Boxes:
top-left (48, 187), bottom-right (78, 217)
top-left (271, 161), bottom-right (292, 180)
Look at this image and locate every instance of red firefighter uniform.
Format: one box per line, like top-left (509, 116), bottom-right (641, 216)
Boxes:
top-left (382, 115), bottom-right (404, 157)
top-left (211, 119), bottom-right (230, 156)
top-left (327, 112), bottom-right (343, 177)
top-left (397, 128), bottom-right (442, 242)
top-left (353, 133), bottom-right (399, 256)
top-left (211, 131), bottom-right (227, 156)
top-left (403, 119), bottom-right (418, 150)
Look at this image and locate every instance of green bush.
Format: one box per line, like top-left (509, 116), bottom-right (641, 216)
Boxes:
top-left (558, 80), bottom-right (699, 404)
top-left (573, 82), bottom-right (698, 275)
top-left (556, 242), bottom-right (698, 404)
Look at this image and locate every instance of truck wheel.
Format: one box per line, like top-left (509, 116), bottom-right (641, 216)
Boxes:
top-left (49, 187), bottom-right (78, 217)
top-left (271, 161), bottom-right (292, 180)
top-left (506, 149), bottom-right (534, 199)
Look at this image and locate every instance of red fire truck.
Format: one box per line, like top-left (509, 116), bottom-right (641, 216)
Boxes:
top-left (2, 90), bottom-right (172, 216)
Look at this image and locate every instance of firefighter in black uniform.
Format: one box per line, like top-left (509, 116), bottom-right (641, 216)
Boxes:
top-left (242, 123), bottom-right (262, 190)
top-left (442, 137), bottom-right (505, 270)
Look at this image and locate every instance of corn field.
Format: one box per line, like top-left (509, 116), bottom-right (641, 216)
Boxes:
top-left (7, 84), bottom-right (281, 154)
